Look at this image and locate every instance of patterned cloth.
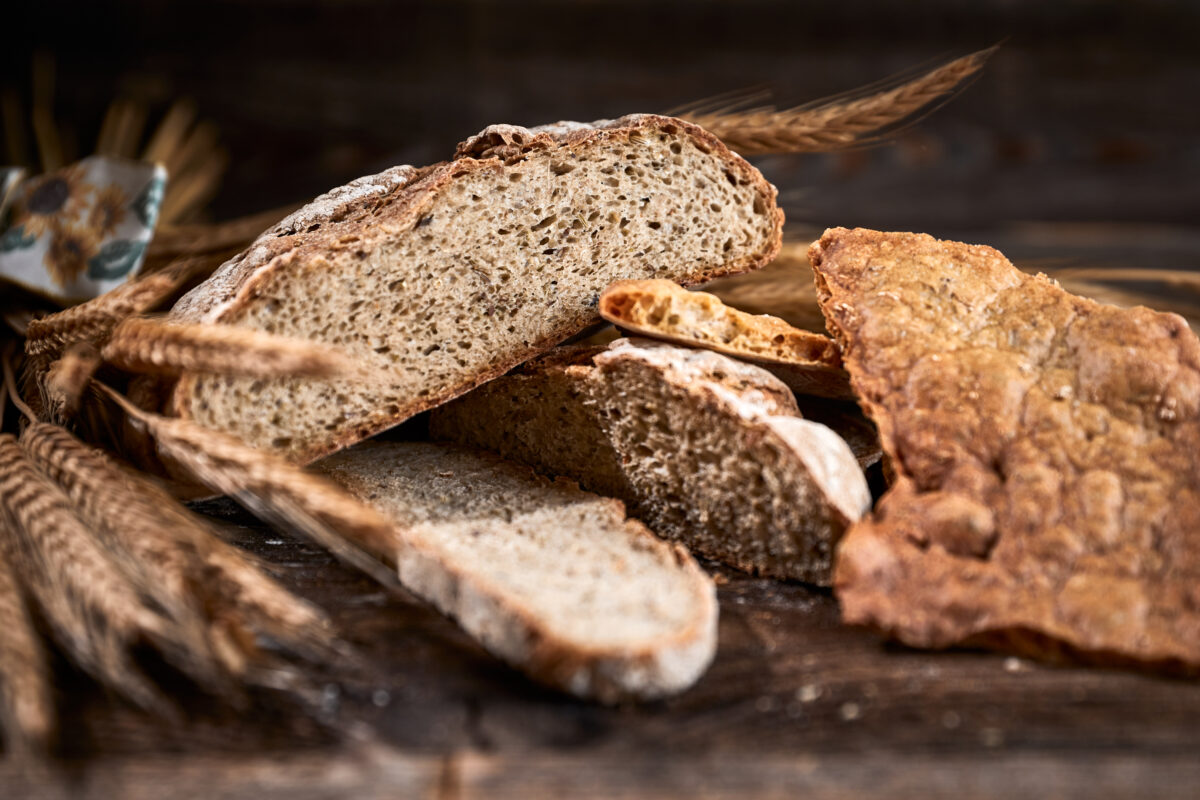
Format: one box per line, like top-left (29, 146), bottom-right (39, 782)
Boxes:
top-left (0, 156), bottom-right (166, 303)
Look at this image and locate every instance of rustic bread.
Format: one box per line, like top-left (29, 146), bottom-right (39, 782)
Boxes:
top-left (315, 440), bottom-right (717, 701)
top-left (599, 279), bottom-right (852, 400)
top-left (168, 115), bottom-right (783, 463)
top-left (431, 338), bottom-right (871, 584)
top-left (811, 227), bottom-right (1200, 674)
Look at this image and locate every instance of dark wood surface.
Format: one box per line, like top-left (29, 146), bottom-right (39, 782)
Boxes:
top-left (4, 497), bottom-right (1200, 798)
top-left (6, 2), bottom-right (1200, 796)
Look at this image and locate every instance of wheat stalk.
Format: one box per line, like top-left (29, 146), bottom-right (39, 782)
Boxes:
top-left (99, 384), bottom-right (403, 589)
top-left (42, 341), bottom-right (101, 424)
top-left (24, 254), bottom-right (218, 361)
top-left (148, 205), bottom-right (299, 263)
top-left (102, 317), bottom-right (358, 380)
top-left (680, 47), bottom-right (996, 155)
top-left (0, 522), bottom-right (54, 754)
top-left (0, 433), bottom-right (178, 716)
top-left (18, 421), bottom-right (338, 670)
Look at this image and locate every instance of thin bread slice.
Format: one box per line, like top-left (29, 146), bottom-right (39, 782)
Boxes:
top-left (431, 338), bottom-right (871, 584)
top-left (168, 114), bottom-right (783, 464)
top-left (599, 279), bottom-right (852, 399)
top-left (315, 441), bottom-right (717, 701)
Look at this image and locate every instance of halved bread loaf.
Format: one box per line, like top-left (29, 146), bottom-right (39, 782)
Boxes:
top-left (430, 338), bottom-right (871, 584)
top-left (168, 115), bottom-right (783, 463)
top-left (315, 440), bottom-right (717, 702)
top-left (599, 279), bottom-right (852, 400)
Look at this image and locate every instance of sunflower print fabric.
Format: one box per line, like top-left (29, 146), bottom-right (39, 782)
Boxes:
top-left (0, 156), bottom-right (166, 302)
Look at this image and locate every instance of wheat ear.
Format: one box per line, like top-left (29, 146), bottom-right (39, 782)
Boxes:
top-left (102, 317), bottom-right (358, 380)
top-left (2, 361), bottom-right (228, 705)
top-left (681, 47), bottom-right (996, 155)
top-left (19, 421), bottom-right (338, 670)
top-left (24, 254), bottom-right (218, 362)
top-left (0, 523), bottom-right (55, 755)
top-left (0, 434), bottom-right (178, 716)
top-left (98, 385), bottom-right (402, 589)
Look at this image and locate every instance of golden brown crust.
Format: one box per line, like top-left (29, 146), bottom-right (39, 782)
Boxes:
top-left (599, 279), bottom-right (852, 400)
top-left (811, 227), bottom-right (1200, 675)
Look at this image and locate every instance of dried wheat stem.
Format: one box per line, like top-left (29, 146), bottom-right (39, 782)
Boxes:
top-left (43, 342), bottom-right (101, 424)
top-left (2, 89), bottom-right (30, 166)
top-left (101, 317), bottom-right (358, 380)
top-left (99, 385), bottom-right (402, 587)
top-left (0, 434), bottom-right (175, 715)
top-left (0, 525), bottom-right (55, 754)
top-left (142, 100), bottom-right (198, 165)
top-left (682, 47), bottom-right (996, 154)
top-left (24, 255), bottom-right (218, 362)
top-left (1047, 266), bottom-right (1200, 289)
top-left (31, 53), bottom-right (63, 172)
top-left (19, 421), bottom-right (336, 671)
top-left (159, 150), bottom-right (230, 225)
top-left (149, 206), bottom-right (300, 261)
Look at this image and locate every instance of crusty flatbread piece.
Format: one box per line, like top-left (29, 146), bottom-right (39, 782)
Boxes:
top-left (599, 279), bottom-right (852, 400)
top-left (811, 227), bottom-right (1200, 674)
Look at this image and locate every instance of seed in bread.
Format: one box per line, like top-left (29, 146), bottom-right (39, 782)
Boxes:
top-left (811, 227), bottom-right (1200, 674)
top-left (167, 115), bottom-right (783, 464)
top-left (431, 338), bottom-right (871, 585)
top-left (599, 279), bottom-right (852, 400)
top-left (315, 441), bottom-right (717, 702)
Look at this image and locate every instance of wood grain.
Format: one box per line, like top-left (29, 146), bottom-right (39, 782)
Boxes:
top-left (3, 498), bottom-right (1198, 797)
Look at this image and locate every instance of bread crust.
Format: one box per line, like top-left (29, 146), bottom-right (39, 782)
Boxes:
top-left (317, 442), bottom-right (718, 702)
top-left (811, 227), bottom-right (1200, 674)
top-left (168, 115), bottom-right (783, 464)
top-left (598, 278), bottom-right (852, 400)
top-left (432, 338), bottom-right (871, 584)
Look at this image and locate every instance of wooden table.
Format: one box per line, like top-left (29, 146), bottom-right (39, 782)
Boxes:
top-left (5, 3), bottom-right (1200, 795)
top-left (4, 497), bottom-right (1199, 799)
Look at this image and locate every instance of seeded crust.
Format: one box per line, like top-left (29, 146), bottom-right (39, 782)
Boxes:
top-left (599, 279), bottom-right (852, 400)
top-left (168, 115), bottom-right (783, 464)
top-left (811, 227), bottom-right (1200, 674)
top-left (316, 441), bottom-right (718, 702)
top-left (431, 338), bottom-right (871, 584)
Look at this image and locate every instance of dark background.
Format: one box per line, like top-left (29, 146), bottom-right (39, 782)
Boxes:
top-left (5, 4), bottom-right (1200, 793)
top-left (5, 0), bottom-right (1200, 270)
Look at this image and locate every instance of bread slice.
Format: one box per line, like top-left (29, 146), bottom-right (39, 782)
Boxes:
top-left (315, 440), bottom-right (717, 701)
top-left (430, 338), bottom-right (871, 584)
top-left (168, 115), bottom-right (783, 463)
top-left (599, 279), bottom-right (852, 399)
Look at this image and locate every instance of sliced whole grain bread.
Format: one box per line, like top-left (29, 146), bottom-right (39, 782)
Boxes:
top-left (599, 279), bottom-right (852, 400)
top-left (430, 338), bottom-right (871, 585)
top-left (168, 115), bottom-right (783, 464)
top-left (315, 440), bottom-right (717, 701)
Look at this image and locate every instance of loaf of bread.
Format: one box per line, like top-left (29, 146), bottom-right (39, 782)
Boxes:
top-left (431, 338), bottom-right (871, 584)
top-left (599, 279), bottom-right (852, 399)
top-left (168, 115), bottom-right (783, 464)
top-left (315, 440), bottom-right (718, 701)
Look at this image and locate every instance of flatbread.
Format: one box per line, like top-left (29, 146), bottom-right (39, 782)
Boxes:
top-left (811, 227), bottom-right (1200, 674)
